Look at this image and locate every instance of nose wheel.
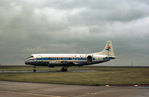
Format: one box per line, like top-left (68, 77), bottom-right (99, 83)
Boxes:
top-left (33, 65), bottom-right (36, 72)
top-left (61, 66), bottom-right (68, 72)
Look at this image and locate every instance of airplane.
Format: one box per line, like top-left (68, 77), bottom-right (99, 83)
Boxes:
top-left (25, 40), bottom-right (116, 72)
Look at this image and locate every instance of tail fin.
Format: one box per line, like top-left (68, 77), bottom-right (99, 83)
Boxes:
top-left (101, 40), bottom-right (116, 58)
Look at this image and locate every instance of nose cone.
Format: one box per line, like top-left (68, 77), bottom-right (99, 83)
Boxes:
top-left (25, 60), bottom-right (28, 65)
top-left (24, 58), bottom-right (30, 65)
top-left (25, 61), bottom-right (28, 65)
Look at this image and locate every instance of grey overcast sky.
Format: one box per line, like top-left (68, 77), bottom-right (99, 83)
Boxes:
top-left (0, 0), bottom-right (149, 66)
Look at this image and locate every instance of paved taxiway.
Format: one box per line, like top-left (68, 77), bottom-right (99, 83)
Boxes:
top-left (0, 70), bottom-right (97, 73)
top-left (0, 81), bottom-right (149, 97)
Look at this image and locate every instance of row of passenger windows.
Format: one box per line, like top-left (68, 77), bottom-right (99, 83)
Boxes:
top-left (36, 57), bottom-right (87, 60)
top-left (36, 57), bottom-right (96, 60)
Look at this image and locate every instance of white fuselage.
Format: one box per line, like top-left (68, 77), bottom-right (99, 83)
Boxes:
top-left (25, 53), bottom-right (109, 67)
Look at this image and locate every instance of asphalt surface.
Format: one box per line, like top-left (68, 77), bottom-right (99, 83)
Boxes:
top-left (0, 81), bottom-right (149, 97)
top-left (0, 70), bottom-right (97, 73)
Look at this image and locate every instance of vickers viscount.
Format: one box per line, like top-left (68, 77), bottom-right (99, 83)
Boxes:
top-left (25, 40), bottom-right (116, 72)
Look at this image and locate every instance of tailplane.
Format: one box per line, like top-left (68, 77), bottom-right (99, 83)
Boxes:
top-left (101, 40), bottom-right (116, 59)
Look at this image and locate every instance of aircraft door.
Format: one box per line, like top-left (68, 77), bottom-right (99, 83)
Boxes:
top-left (87, 56), bottom-right (92, 62)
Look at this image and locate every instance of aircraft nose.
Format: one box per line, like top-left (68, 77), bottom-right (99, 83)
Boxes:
top-left (25, 60), bottom-right (28, 65)
top-left (25, 58), bottom-right (30, 65)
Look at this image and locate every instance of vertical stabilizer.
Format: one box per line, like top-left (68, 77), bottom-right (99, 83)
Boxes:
top-left (101, 40), bottom-right (115, 58)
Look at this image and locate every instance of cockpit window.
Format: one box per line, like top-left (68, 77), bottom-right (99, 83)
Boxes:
top-left (26, 56), bottom-right (33, 59)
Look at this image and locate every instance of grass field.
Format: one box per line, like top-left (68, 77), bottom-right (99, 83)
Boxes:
top-left (0, 65), bottom-right (149, 86)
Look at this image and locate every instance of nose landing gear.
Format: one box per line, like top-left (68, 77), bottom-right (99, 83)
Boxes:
top-left (33, 65), bottom-right (36, 72)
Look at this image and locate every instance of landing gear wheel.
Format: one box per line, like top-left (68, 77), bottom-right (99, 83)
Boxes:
top-left (33, 69), bottom-right (36, 72)
top-left (33, 65), bottom-right (36, 72)
top-left (61, 66), bottom-right (68, 72)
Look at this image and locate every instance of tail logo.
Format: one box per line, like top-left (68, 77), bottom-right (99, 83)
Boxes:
top-left (106, 46), bottom-right (111, 51)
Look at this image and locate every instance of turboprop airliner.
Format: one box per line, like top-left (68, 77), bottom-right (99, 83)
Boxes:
top-left (25, 40), bottom-right (116, 72)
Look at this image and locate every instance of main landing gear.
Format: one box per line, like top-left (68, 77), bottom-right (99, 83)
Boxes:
top-left (61, 66), bottom-right (68, 72)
